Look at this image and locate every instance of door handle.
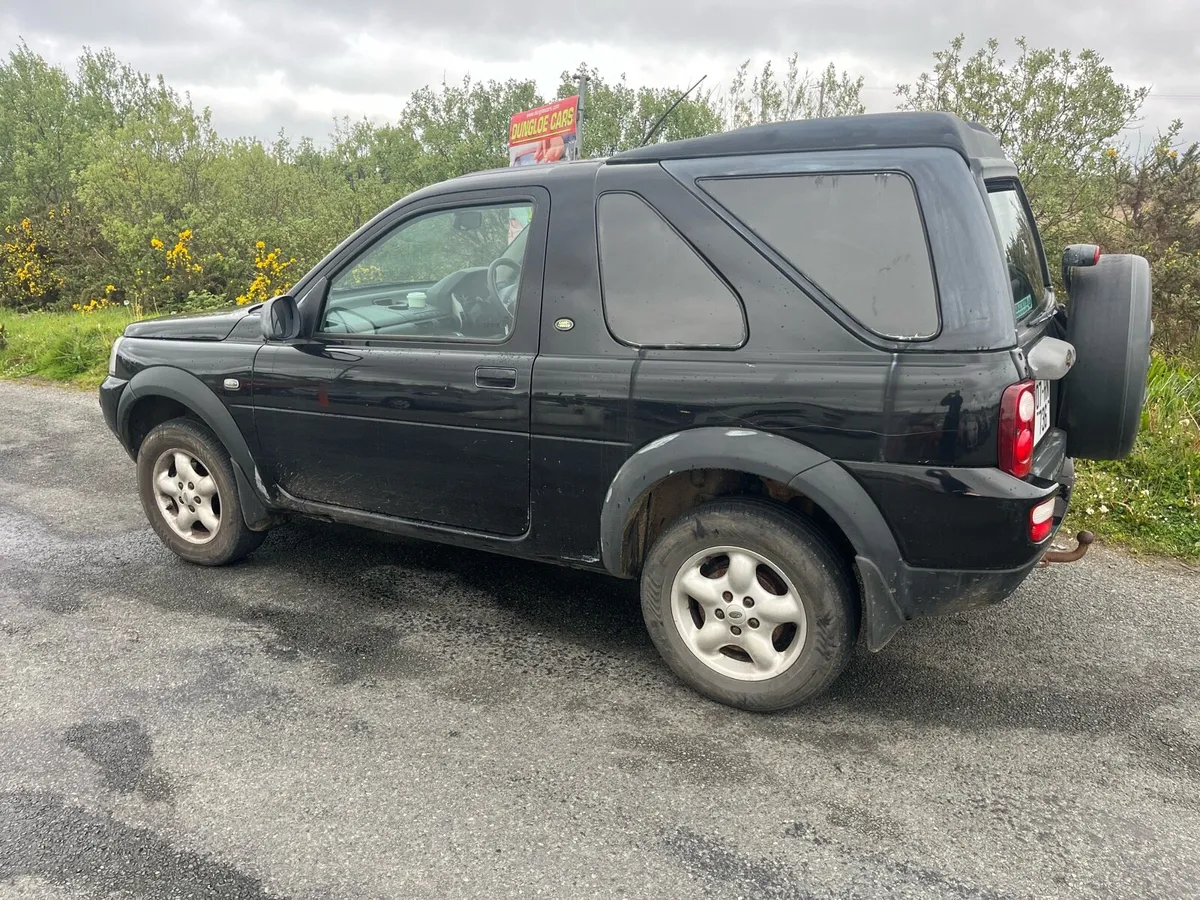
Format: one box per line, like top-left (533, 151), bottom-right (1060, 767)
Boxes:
top-left (475, 366), bottom-right (517, 389)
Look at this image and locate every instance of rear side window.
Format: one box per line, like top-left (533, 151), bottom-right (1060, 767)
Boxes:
top-left (699, 173), bottom-right (939, 340)
top-left (986, 186), bottom-right (1047, 320)
top-left (596, 192), bottom-right (746, 348)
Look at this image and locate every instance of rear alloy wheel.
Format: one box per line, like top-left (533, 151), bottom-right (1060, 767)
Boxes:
top-left (641, 498), bottom-right (858, 711)
top-left (670, 546), bottom-right (808, 681)
top-left (137, 418), bottom-right (266, 566)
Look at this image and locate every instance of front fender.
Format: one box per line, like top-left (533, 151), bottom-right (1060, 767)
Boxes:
top-left (117, 366), bottom-right (273, 530)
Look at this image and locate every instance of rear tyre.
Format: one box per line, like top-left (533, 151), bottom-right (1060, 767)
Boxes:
top-left (640, 498), bottom-right (858, 711)
top-left (137, 418), bottom-right (266, 566)
top-left (1062, 254), bottom-right (1152, 459)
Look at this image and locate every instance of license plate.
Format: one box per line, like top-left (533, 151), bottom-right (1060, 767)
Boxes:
top-left (1034, 380), bottom-right (1051, 445)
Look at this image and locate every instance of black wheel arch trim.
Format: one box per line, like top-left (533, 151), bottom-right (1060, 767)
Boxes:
top-left (599, 427), bottom-right (907, 650)
top-left (116, 367), bottom-right (273, 531)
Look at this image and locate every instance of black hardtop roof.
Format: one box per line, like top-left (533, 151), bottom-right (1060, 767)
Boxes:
top-left (405, 112), bottom-right (1013, 203)
top-left (609, 111), bottom-right (1011, 170)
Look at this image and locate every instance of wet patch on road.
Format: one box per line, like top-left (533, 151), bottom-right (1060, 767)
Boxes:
top-left (0, 791), bottom-right (279, 899)
top-left (662, 825), bottom-right (811, 899)
top-left (63, 719), bottom-right (175, 804)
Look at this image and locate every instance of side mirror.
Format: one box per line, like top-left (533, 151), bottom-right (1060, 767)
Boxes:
top-left (1061, 244), bottom-right (1101, 292)
top-left (261, 295), bottom-right (302, 341)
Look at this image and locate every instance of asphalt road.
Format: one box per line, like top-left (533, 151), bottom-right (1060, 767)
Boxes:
top-left (0, 380), bottom-right (1197, 900)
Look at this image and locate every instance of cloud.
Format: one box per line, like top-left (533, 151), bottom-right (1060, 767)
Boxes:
top-left (3, 0), bottom-right (1198, 142)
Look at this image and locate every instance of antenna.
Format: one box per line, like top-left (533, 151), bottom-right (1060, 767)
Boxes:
top-left (639, 74), bottom-right (708, 147)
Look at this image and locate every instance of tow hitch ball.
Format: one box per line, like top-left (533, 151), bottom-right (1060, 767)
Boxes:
top-left (1037, 531), bottom-right (1095, 567)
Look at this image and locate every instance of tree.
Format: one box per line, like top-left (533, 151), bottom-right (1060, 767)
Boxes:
top-left (1102, 123), bottom-right (1200, 348)
top-left (559, 66), bottom-right (723, 157)
top-left (399, 76), bottom-right (543, 181)
top-left (727, 57), bottom-right (864, 129)
top-left (897, 36), bottom-right (1146, 247)
top-left (0, 44), bottom-right (83, 218)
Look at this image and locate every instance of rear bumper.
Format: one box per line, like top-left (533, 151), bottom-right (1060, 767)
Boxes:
top-left (845, 429), bottom-right (1070, 571)
top-left (844, 435), bottom-right (1074, 648)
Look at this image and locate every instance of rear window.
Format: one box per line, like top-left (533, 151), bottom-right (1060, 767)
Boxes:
top-left (699, 172), bottom-right (939, 340)
top-left (986, 186), bottom-right (1047, 320)
top-left (596, 192), bottom-right (746, 348)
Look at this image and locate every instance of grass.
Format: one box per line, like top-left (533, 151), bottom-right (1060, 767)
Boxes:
top-left (1067, 354), bottom-right (1200, 561)
top-left (2, 309), bottom-right (1198, 560)
top-left (0, 307), bottom-right (135, 387)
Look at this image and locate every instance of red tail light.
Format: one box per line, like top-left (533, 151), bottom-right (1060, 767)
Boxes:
top-left (999, 381), bottom-right (1036, 478)
top-left (1029, 496), bottom-right (1056, 543)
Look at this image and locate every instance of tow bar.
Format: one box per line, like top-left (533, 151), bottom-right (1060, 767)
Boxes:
top-left (1037, 530), bottom-right (1095, 567)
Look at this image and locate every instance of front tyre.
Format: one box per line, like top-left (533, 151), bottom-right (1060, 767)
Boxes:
top-left (640, 499), bottom-right (858, 711)
top-left (137, 418), bottom-right (266, 566)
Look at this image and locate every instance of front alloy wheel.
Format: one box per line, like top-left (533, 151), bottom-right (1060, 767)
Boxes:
top-left (136, 417), bottom-right (266, 566)
top-left (151, 449), bottom-right (222, 544)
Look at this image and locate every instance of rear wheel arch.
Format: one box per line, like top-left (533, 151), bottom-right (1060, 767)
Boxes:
top-left (601, 429), bottom-right (836, 575)
top-left (599, 428), bottom-right (909, 651)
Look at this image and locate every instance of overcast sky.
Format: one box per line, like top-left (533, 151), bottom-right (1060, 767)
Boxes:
top-left (3, 1), bottom-right (1198, 146)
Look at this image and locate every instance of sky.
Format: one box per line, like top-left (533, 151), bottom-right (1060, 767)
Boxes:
top-left (2, 0), bottom-right (1198, 147)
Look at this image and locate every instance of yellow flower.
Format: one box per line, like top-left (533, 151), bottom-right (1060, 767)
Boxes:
top-left (105, 284), bottom-right (116, 294)
top-left (150, 237), bottom-right (164, 249)
top-left (255, 240), bottom-right (266, 250)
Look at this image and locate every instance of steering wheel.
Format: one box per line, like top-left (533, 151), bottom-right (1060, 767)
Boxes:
top-left (488, 257), bottom-right (522, 309)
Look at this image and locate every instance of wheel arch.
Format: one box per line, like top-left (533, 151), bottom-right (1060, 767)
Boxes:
top-left (118, 366), bottom-right (273, 530)
top-left (599, 427), bottom-right (908, 651)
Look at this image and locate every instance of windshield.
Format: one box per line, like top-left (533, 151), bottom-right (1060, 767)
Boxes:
top-left (987, 186), bottom-right (1047, 321)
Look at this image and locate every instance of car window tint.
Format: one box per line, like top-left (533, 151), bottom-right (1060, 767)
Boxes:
top-left (701, 173), bottom-right (939, 340)
top-left (986, 187), bottom-right (1047, 320)
top-left (596, 192), bottom-right (745, 348)
top-left (323, 202), bottom-right (532, 342)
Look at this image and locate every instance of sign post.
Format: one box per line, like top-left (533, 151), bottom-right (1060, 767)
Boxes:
top-left (508, 95), bottom-right (580, 167)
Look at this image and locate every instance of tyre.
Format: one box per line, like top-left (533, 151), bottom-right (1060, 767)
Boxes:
top-left (136, 418), bottom-right (266, 566)
top-left (640, 498), bottom-right (858, 711)
top-left (1062, 254), bottom-right (1152, 460)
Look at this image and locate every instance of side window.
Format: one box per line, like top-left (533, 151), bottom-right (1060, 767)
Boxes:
top-left (700, 173), bottom-right (939, 340)
top-left (322, 202), bottom-right (533, 341)
top-left (986, 185), bottom-right (1047, 320)
top-left (596, 192), bottom-right (745, 348)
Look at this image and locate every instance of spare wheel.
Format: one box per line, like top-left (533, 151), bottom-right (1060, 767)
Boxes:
top-left (1061, 254), bottom-right (1152, 460)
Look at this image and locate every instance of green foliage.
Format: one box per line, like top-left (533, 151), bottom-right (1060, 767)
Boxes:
top-left (1069, 355), bottom-right (1200, 559)
top-left (728, 58), bottom-right (865, 128)
top-left (558, 66), bottom-right (724, 156)
top-left (900, 35), bottom-right (1200, 354)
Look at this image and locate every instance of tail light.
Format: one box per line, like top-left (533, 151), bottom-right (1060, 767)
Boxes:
top-left (1030, 496), bottom-right (1056, 543)
top-left (998, 381), bottom-right (1036, 478)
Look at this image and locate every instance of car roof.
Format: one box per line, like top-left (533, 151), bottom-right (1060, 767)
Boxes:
top-left (608, 111), bottom-right (1013, 174)
top-left (413, 111), bottom-right (1015, 200)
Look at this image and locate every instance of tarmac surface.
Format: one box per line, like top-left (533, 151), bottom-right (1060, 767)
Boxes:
top-left (1, 380), bottom-right (1197, 899)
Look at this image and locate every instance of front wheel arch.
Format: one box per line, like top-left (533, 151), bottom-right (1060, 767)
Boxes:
top-left (117, 367), bottom-right (273, 531)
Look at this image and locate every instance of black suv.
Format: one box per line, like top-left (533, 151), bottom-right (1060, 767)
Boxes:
top-left (100, 112), bottom-right (1152, 710)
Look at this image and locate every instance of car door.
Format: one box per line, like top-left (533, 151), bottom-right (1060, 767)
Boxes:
top-left (252, 187), bottom-right (548, 536)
